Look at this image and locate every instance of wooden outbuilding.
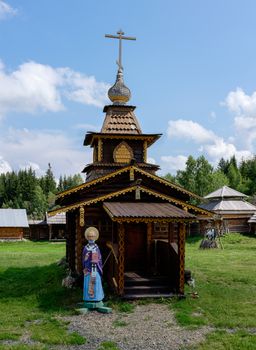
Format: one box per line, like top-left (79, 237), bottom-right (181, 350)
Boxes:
top-left (49, 54), bottom-right (211, 297)
top-left (25, 212), bottom-right (66, 240)
top-left (199, 186), bottom-right (256, 234)
top-left (0, 209), bottom-right (29, 239)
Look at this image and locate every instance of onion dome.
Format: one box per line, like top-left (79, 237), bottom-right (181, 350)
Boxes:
top-left (108, 68), bottom-right (131, 105)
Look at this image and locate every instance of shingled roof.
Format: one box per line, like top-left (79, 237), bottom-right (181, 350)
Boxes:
top-left (101, 105), bottom-right (141, 134)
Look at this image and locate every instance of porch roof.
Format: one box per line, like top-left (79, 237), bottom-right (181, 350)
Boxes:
top-left (103, 202), bottom-right (195, 222)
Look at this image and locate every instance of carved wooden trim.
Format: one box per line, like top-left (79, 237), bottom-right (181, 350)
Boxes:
top-left (118, 223), bottom-right (125, 295)
top-left (129, 167), bottom-right (134, 181)
top-left (98, 139), bottom-right (103, 161)
top-left (79, 206), bottom-right (85, 227)
top-left (113, 141), bottom-right (133, 163)
top-left (56, 164), bottom-right (203, 203)
top-left (51, 183), bottom-right (209, 217)
top-left (178, 223), bottom-right (186, 294)
top-left (75, 213), bottom-right (83, 273)
top-left (135, 187), bottom-right (141, 200)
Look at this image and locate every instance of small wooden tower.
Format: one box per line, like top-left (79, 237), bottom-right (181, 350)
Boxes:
top-left (50, 31), bottom-right (211, 297)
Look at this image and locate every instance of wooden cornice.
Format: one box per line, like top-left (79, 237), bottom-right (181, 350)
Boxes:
top-left (50, 183), bottom-right (212, 217)
top-left (56, 164), bottom-right (203, 202)
top-left (83, 132), bottom-right (161, 147)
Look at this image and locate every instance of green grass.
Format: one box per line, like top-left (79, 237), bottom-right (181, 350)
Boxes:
top-left (194, 330), bottom-right (256, 350)
top-left (0, 234), bottom-right (256, 349)
top-left (112, 319), bottom-right (128, 327)
top-left (0, 241), bottom-right (84, 346)
top-left (97, 341), bottom-right (121, 350)
top-left (173, 233), bottom-right (256, 349)
top-left (174, 233), bottom-right (256, 330)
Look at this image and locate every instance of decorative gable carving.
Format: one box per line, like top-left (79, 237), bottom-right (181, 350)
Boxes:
top-left (113, 141), bottom-right (133, 163)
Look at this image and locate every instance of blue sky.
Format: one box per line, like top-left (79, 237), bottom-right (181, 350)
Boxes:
top-left (1, 0), bottom-right (256, 178)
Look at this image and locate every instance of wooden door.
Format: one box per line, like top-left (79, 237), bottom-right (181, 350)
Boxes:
top-left (125, 223), bottom-right (147, 272)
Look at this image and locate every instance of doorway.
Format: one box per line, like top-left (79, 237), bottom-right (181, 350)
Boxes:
top-left (124, 223), bottom-right (147, 272)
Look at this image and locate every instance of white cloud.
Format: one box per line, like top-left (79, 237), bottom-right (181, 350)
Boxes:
top-left (0, 156), bottom-right (12, 174)
top-left (224, 88), bottom-right (256, 116)
top-left (224, 88), bottom-right (256, 150)
top-left (0, 61), bottom-right (64, 117)
top-left (234, 116), bottom-right (256, 130)
top-left (167, 118), bottom-right (252, 165)
top-left (0, 128), bottom-right (92, 177)
top-left (160, 155), bottom-right (187, 174)
top-left (0, 60), bottom-right (109, 119)
top-left (73, 123), bottom-right (100, 132)
top-left (0, 1), bottom-right (17, 20)
top-left (167, 119), bottom-right (215, 143)
top-left (60, 68), bottom-right (110, 108)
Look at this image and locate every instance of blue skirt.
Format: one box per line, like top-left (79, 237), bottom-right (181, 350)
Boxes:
top-left (83, 271), bottom-right (104, 302)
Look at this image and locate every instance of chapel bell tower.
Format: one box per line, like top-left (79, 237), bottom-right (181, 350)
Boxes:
top-left (83, 30), bottom-right (161, 181)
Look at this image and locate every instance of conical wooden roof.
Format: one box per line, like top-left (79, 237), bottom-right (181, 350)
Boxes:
top-left (204, 185), bottom-right (247, 199)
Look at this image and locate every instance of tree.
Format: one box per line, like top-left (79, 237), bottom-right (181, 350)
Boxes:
top-left (227, 163), bottom-right (242, 189)
top-left (176, 156), bottom-right (197, 193)
top-left (40, 163), bottom-right (56, 195)
top-left (209, 170), bottom-right (229, 193)
top-left (195, 156), bottom-right (213, 197)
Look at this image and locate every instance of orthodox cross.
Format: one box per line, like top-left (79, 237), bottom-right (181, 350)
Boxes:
top-left (105, 30), bottom-right (136, 70)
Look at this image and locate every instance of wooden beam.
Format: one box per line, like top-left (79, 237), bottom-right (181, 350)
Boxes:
top-left (143, 141), bottom-right (147, 162)
top-left (118, 223), bottom-right (125, 295)
top-left (75, 212), bottom-right (83, 274)
top-left (147, 222), bottom-right (153, 272)
top-left (178, 222), bottom-right (186, 294)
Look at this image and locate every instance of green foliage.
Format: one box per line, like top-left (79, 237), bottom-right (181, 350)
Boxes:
top-left (0, 165), bottom-right (83, 219)
top-left (57, 174), bottom-right (83, 192)
top-left (165, 154), bottom-right (256, 197)
top-left (174, 155), bottom-right (229, 198)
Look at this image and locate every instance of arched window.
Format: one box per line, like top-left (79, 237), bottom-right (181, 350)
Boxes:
top-left (113, 141), bottom-right (133, 163)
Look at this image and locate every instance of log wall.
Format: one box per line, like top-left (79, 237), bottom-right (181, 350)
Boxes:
top-left (0, 227), bottom-right (23, 239)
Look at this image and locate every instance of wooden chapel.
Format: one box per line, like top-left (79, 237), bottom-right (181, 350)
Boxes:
top-left (49, 31), bottom-right (212, 298)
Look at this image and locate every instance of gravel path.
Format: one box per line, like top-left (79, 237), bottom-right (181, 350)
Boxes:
top-left (62, 304), bottom-right (212, 350)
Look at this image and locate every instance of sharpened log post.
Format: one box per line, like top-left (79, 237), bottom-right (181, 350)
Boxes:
top-left (118, 222), bottom-right (125, 295)
top-left (178, 222), bottom-right (186, 294)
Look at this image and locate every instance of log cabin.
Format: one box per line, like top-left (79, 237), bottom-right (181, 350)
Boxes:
top-left (49, 32), bottom-right (212, 298)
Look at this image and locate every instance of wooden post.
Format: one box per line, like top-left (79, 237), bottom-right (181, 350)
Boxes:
top-left (98, 139), bottom-right (103, 161)
top-left (143, 141), bottom-right (147, 162)
top-left (49, 224), bottom-right (53, 240)
top-left (75, 212), bottom-right (83, 274)
top-left (118, 223), bottom-right (125, 295)
top-left (178, 222), bottom-right (186, 294)
top-left (147, 222), bottom-right (153, 272)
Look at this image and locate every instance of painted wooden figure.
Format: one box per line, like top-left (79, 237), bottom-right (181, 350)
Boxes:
top-left (82, 227), bottom-right (104, 302)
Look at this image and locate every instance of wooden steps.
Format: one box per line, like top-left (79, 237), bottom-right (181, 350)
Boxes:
top-left (123, 272), bottom-right (173, 299)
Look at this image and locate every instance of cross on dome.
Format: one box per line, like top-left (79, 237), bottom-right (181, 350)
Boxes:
top-left (105, 30), bottom-right (136, 105)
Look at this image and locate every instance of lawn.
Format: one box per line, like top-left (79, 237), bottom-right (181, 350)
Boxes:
top-left (175, 233), bottom-right (256, 349)
top-left (0, 241), bottom-right (84, 349)
top-left (0, 234), bottom-right (256, 349)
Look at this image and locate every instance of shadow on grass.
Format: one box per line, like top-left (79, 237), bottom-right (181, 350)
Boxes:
top-left (0, 263), bottom-right (81, 312)
top-left (186, 235), bottom-right (202, 244)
